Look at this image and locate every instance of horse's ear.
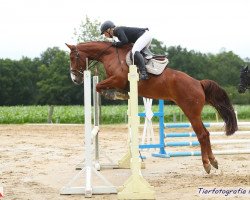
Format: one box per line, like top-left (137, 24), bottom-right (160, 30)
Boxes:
top-left (65, 43), bottom-right (74, 50)
top-left (244, 66), bottom-right (248, 71)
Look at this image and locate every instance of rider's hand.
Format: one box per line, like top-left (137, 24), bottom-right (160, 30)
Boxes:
top-left (112, 41), bottom-right (118, 47)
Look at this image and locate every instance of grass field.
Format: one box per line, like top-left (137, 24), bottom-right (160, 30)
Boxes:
top-left (0, 104), bottom-right (249, 124)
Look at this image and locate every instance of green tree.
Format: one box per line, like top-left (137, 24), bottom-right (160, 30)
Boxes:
top-left (150, 38), bottom-right (167, 55)
top-left (207, 51), bottom-right (244, 86)
top-left (0, 59), bottom-right (16, 105)
top-left (0, 57), bottom-right (39, 105)
top-left (73, 16), bottom-right (103, 43)
top-left (166, 46), bottom-right (210, 80)
top-left (37, 47), bottom-right (83, 105)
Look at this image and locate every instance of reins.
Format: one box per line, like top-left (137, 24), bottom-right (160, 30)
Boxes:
top-left (72, 43), bottom-right (121, 77)
top-left (115, 47), bottom-right (121, 64)
top-left (87, 44), bottom-right (113, 70)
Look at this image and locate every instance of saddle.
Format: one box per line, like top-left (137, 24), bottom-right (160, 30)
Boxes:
top-left (126, 49), bottom-right (169, 75)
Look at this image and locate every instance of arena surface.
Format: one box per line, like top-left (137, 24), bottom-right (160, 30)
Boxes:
top-left (0, 124), bottom-right (250, 200)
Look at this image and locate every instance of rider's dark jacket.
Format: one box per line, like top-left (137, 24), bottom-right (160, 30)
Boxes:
top-left (113, 26), bottom-right (149, 47)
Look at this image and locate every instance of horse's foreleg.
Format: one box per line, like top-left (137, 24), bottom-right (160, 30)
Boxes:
top-left (96, 77), bottom-right (129, 100)
top-left (100, 89), bottom-right (129, 100)
top-left (95, 77), bottom-right (115, 93)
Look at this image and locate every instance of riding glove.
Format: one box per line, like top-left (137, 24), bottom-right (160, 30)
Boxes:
top-left (112, 41), bottom-right (118, 47)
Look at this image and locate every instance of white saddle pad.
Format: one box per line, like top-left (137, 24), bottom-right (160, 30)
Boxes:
top-left (126, 52), bottom-right (169, 75)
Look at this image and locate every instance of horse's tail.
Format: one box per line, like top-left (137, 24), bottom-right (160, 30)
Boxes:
top-left (200, 79), bottom-right (238, 135)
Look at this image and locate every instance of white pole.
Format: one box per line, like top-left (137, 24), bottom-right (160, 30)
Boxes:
top-left (84, 70), bottom-right (92, 197)
top-left (93, 76), bottom-right (100, 170)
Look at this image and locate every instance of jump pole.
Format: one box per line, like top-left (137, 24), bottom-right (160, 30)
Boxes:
top-left (139, 100), bottom-right (166, 156)
top-left (165, 131), bottom-right (250, 137)
top-left (148, 100), bottom-right (250, 158)
top-left (160, 149), bottom-right (250, 157)
top-left (93, 75), bottom-right (100, 168)
top-left (60, 70), bottom-right (117, 197)
top-left (165, 122), bottom-right (250, 128)
top-left (117, 65), bottom-right (155, 200)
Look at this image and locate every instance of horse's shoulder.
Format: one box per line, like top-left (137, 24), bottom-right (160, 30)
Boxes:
top-left (164, 67), bottom-right (179, 74)
top-left (121, 44), bottom-right (133, 52)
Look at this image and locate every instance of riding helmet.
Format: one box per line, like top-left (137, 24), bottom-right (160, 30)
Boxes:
top-left (100, 21), bottom-right (115, 35)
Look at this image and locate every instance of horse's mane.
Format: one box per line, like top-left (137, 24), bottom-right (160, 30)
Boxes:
top-left (77, 41), bottom-right (132, 52)
top-left (78, 41), bottom-right (111, 46)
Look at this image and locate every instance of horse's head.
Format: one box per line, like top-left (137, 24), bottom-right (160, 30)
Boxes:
top-left (66, 43), bottom-right (87, 85)
top-left (238, 65), bottom-right (249, 93)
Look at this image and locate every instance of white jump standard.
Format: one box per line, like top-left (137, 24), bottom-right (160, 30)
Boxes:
top-left (60, 70), bottom-right (116, 197)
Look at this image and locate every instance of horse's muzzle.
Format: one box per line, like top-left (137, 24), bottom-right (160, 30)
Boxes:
top-left (70, 70), bottom-right (83, 85)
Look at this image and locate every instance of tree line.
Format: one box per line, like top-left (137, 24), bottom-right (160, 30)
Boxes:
top-left (0, 16), bottom-right (249, 105)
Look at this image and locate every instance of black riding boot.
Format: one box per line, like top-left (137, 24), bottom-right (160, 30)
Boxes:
top-left (134, 51), bottom-right (149, 80)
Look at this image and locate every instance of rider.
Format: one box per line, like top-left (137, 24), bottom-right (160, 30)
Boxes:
top-left (100, 20), bottom-right (152, 80)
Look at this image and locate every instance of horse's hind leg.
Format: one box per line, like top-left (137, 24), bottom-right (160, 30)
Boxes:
top-left (188, 117), bottom-right (212, 173)
top-left (175, 86), bottom-right (216, 173)
top-left (203, 126), bottom-right (218, 169)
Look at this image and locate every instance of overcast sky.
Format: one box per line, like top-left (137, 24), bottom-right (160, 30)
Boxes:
top-left (1, 0), bottom-right (249, 60)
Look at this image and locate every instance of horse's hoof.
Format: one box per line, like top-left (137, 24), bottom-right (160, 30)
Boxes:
top-left (101, 90), bottom-right (117, 100)
top-left (114, 92), bottom-right (129, 100)
top-left (204, 164), bottom-right (211, 174)
top-left (101, 90), bottom-right (129, 100)
top-left (210, 159), bottom-right (218, 169)
top-left (101, 91), bottom-right (113, 100)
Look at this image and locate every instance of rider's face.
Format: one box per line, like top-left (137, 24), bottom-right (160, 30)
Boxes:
top-left (104, 29), bottom-right (113, 38)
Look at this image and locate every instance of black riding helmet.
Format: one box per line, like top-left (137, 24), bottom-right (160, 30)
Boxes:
top-left (100, 21), bottom-right (115, 35)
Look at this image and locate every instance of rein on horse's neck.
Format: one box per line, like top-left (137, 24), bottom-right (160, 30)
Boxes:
top-left (77, 42), bottom-right (122, 70)
top-left (78, 42), bottom-right (112, 69)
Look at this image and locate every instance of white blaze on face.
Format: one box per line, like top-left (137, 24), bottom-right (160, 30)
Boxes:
top-left (70, 63), bottom-right (77, 83)
top-left (70, 72), bottom-right (77, 82)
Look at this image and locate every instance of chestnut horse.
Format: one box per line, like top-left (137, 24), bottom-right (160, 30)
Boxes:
top-left (66, 41), bottom-right (238, 174)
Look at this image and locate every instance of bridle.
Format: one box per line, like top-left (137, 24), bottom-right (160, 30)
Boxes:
top-left (70, 44), bottom-right (113, 76)
top-left (70, 48), bottom-right (85, 76)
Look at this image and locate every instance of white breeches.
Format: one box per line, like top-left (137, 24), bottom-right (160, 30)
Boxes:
top-left (131, 30), bottom-right (152, 56)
